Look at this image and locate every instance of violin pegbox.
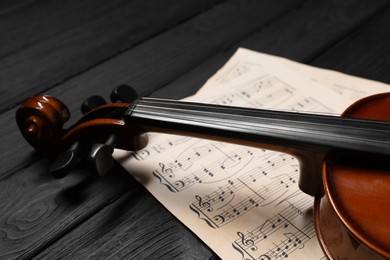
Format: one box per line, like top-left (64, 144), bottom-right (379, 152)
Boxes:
top-left (82, 84), bottom-right (139, 176)
top-left (16, 84), bottom-right (142, 179)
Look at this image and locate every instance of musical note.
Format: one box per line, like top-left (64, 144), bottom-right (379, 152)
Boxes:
top-left (174, 142), bottom-right (217, 170)
top-left (215, 62), bottom-right (256, 83)
top-left (284, 232), bottom-right (304, 250)
top-left (209, 93), bottom-right (237, 105)
top-left (132, 136), bottom-right (192, 160)
top-left (153, 145), bottom-right (256, 192)
top-left (187, 152), bottom-right (304, 229)
top-left (232, 192), bottom-right (317, 259)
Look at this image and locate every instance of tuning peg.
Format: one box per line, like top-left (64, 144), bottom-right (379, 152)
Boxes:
top-left (110, 84), bottom-right (138, 103)
top-left (88, 134), bottom-right (118, 176)
top-left (81, 95), bottom-right (107, 114)
top-left (49, 142), bottom-right (83, 178)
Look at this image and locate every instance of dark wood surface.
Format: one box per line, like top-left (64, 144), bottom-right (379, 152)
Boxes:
top-left (1, 1), bottom-right (390, 259)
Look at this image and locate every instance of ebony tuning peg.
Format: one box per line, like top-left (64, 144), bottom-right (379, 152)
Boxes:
top-left (110, 84), bottom-right (138, 103)
top-left (88, 134), bottom-right (118, 176)
top-left (50, 142), bottom-right (83, 179)
top-left (81, 95), bottom-right (107, 114)
top-left (65, 85), bottom-right (137, 177)
top-left (81, 85), bottom-right (138, 114)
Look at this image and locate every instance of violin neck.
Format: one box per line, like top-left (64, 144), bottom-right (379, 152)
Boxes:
top-left (124, 97), bottom-right (390, 196)
top-left (125, 97), bottom-right (390, 157)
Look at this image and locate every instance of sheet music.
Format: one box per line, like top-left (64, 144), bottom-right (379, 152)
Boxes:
top-left (201, 48), bottom-right (389, 100)
top-left (113, 48), bottom-right (389, 260)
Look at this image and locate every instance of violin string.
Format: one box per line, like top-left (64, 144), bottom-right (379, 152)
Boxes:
top-left (133, 98), bottom-right (344, 120)
top-left (94, 96), bottom-right (341, 121)
top-left (136, 98), bottom-right (342, 116)
top-left (129, 99), bottom-right (390, 156)
top-left (134, 98), bottom-right (390, 135)
top-left (102, 97), bottom-right (382, 128)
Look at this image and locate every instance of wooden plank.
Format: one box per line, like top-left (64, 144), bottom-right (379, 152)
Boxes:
top-left (0, 0), bottom-right (38, 16)
top-left (241, 0), bottom-right (390, 63)
top-left (0, 0), bottom-right (218, 112)
top-left (152, 0), bottom-right (390, 98)
top-left (0, 162), bottom-right (138, 259)
top-left (0, 0), bottom-right (129, 57)
top-left (311, 6), bottom-right (390, 84)
top-left (33, 184), bottom-right (216, 259)
top-left (30, 0), bottom-right (390, 259)
top-left (0, 1), bottom-right (303, 258)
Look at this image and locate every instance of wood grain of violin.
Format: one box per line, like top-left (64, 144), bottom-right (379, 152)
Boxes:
top-left (16, 90), bottom-right (390, 259)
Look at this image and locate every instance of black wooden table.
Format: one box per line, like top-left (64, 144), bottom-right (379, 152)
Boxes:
top-left (1, 1), bottom-right (390, 259)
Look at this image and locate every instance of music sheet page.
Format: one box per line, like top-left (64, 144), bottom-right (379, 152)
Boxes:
top-left (113, 48), bottom-right (389, 260)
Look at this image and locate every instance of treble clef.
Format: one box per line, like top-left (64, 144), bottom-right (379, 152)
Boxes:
top-left (155, 162), bottom-right (174, 177)
top-left (237, 231), bottom-right (258, 251)
top-left (195, 195), bottom-right (213, 212)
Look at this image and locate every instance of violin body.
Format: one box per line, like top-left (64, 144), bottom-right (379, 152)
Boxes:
top-left (15, 89), bottom-right (390, 259)
top-left (316, 93), bottom-right (390, 259)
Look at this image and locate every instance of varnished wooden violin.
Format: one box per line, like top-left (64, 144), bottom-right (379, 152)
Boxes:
top-left (16, 85), bottom-right (390, 259)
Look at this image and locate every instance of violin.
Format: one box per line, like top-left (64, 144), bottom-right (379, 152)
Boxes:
top-left (16, 85), bottom-right (390, 259)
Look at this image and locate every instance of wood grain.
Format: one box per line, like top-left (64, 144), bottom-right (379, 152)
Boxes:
top-left (34, 183), bottom-right (215, 259)
top-left (1, 0), bottom-right (390, 259)
top-left (0, 0), bottom-right (217, 112)
top-left (312, 5), bottom-right (390, 83)
top-left (0, 0), bottom-right (38, 16)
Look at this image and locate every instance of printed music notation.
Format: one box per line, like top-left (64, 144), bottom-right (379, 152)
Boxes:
top-left (201, 48), bottom-right (389, 99)
top-left (188, 152), bottom-right (298, 228)
top-left (202, 74), bottom-right (330, 112)
top-left (232, 192), bottom-right (315, 260)
top-left (131, 136), bottom-right (192, 160)
top-left (153, 143), bottom-right (255, 192)
top-left (114, 48), bottom-right (390, 259)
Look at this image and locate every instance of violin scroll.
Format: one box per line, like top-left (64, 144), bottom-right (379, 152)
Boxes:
top-left (16, 95), bottom-right (70, 157)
